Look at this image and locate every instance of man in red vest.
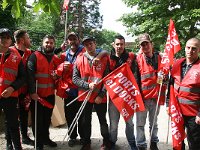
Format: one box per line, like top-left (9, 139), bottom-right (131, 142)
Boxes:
top-left (55, 32), bottom-right (85, 147)
top-left (73, 36), bottom-right (111, 150)
top-left (0, 28), bottom-right (26, 150)
top-left (108, 35), bottom-right (139, 150)
top-left (167, 37), bottom-right (200, 150)
top-left (136, 33), bottom-right (164, 150)
top-left (27, 35), bottom-right (60, 150)
top-left (9, 29), bottom-right (34, 146)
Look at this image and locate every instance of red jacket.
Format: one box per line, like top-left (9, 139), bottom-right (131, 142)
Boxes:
top-left (9, 46), bottom-right (32, 95)
top-left (55, 47), bottom-right (85, 98)
top-left (0, 48), bottom-right (21, 97)
top-left (76, 53), bottom-right (109, 103)
top-left (34, 51), bottom-right (58, 97)
top-left (171, 58), bottom-right (200, 116)
top-left (109, 52), bottom-right (135, 71)
top-left (137, 53), bottom-right (166, 104)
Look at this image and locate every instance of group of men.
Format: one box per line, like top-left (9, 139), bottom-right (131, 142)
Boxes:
top-left (0, 27), bottom-right (200, 150)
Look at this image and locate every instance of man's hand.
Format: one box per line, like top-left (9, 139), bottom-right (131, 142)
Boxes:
top-left (89, 82), bottom-right (97, 90)
top-left (92, 58), bottom-right (100, 66)
top-left (195, 116), bottom-right (200, 124)
top-left (166, 107), bottom-right (170, 115)
top-left (30, 93), bottom-right (39, 101)
top-left (94, 96), bottom-right (102, 104)
top-left (1, 86), bottom-right (14, 98)
top-left (63, 61), bottom-right (70, 72)
top-left (61, 41), bottom-right (68, 51)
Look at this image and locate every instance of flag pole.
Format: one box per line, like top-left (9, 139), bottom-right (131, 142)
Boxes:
top-left (64, 10), bottom-right (68, 41)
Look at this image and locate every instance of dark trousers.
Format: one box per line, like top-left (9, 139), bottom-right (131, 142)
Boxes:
top-left (64, 96), bottom-right (83, 139)
top-left (30, 94), bottom-right (55, 147)
top-left (0, 97), bottom-right (22, 150)
top-left (183, 115), bottom-right (200, 150)
top-left (80, 102), bottom-right (110, 144)
top-left (19, 94), bottom-right (29, 138)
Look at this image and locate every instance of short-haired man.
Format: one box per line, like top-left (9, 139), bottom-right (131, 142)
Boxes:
top-left (73, 36), bottom-right (111, 150)
top-left (0, 28), bottom-right (26, 150)
top-left (167, 38), bottom-right (200, 150)
top-left (27, 35), bottom-right (60, 150)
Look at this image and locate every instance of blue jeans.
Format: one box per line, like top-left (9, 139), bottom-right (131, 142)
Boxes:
top-left (136, 99), bottom-right (160, 148)
top-left (109, 100), bottom-right (136, 147)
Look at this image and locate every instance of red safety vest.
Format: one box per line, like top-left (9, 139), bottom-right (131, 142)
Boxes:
top-left (9, 46), bottom-right (32, 95)
top-left (137, 53), bottom-right (166, 103)
top-left (171, 58), bottom-right (200, 116)
top-left (0, 48), bottom-right (21, 97)
top-left (55, 48), bottom-right (85, 98)
top-left (76, 53), bottom-right (109, 103)
top-left (55, 63), bottom-right (77, 98)
top-left (109, 52), bottom-right (135, 71)
top-left (34, 51), bottom-right (58, 97)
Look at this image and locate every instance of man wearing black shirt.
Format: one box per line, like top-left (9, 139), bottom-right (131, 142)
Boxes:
top-left (0, 28), bottom-right (26, 150)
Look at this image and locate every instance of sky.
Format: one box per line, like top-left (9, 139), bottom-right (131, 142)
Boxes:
top-left (99, 0), bottom-right (135, 42)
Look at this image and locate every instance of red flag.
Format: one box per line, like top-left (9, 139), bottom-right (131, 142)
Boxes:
top-left (103, 63), bottom-right (145, 122)
top-left (38, 97), bottom-right (54, 109)
top-left (161, 19), bottom-right (181, 72)
top-left (169, 85), bottom-right (186, 150)
top-left (63, 0), bottom-right (70, 11)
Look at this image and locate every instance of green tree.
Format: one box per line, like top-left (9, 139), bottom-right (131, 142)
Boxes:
top-left (121, 0), bottom-right (200, 55)
top-left (1, 0), bottom-right (60, 18)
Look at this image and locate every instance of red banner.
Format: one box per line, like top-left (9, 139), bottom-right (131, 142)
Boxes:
top-left (103, 63), bottom-right (145, 122)
top-left (38, 97), bottom-right (54, 109)
top-left (161, 19), bottom-right (181, 72)
top-left (63, 0), bottom-right (70, 11)
top-left (169, 85), bottom-right (186, 150)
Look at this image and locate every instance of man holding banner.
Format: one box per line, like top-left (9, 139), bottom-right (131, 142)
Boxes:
top-left (72, 36), bottom-right (111, 150)
top-left (107, 35), bottom-right (143, 150)
top-left (136, 33), bottom-right (166, 150)
top-left (167, 37), bottom-right (200, 150)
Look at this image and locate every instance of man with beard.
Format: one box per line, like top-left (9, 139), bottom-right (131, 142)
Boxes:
top-left (8, 29), bottom-right (34, 146)
top-left (27, 35), bottom-right (60, 150)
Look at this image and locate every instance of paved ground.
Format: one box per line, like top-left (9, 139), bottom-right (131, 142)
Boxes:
top-left (0, 105), bottom-right (188, 150)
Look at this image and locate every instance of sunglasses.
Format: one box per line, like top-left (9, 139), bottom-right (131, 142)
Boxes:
top-left (141, 41), bottom-right (149, 47)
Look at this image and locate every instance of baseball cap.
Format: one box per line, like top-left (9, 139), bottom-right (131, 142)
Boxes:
top-left (67, 32), bottom-right (79, 39)
top-left (82, 36), bottom-right (95, 45)
top-left (138, 33), bottom-right (151, 45)
top-left (0, 28), bottom-right (12, 37)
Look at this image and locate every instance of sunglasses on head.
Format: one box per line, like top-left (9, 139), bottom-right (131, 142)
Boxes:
top-left (141, 41), bottom-right (149, 47)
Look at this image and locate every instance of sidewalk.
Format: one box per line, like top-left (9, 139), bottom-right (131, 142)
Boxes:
top-left (0, 105), bottom-right (188, 150)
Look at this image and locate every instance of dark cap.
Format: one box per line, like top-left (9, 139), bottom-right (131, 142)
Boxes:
top-left (67, 32), bottom-right (79, 39)
top-left (82, 36), bottom-right (95, 45)
top-left (138, 33), bottom-right (151, 45)
top-left (0, 28), bottom-right (12, 37)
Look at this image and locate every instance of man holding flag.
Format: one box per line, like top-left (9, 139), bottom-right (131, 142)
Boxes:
top-left (108, 35), bottom-right (142, 150)
top-left (167, 37), bottom-right (200, 150)
top-left (136, 33), bottom-right (166, 150)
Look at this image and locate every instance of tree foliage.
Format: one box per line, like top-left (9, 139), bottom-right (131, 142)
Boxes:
top-left (1, 0), bottom-right (60, 18)
top-left (121, 0), bottom-right (200, 55)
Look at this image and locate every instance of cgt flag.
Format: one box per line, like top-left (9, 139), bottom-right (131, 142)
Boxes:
top-left (63, 0), bottom-right (70, 11)
top-left (169, 85), bottom-right (186, 150)
top-left (161, 19), bottom-right (181, 73)
top-left (103, 63), bottom-right (145, 122)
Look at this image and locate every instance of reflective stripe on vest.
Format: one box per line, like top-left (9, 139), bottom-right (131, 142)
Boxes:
top-left (37, 83), bottom-right (54, 88)
top-left (35, 73), bottom-right (50, 78)
top-left (179, 86), bottom-right (200, 94)
top-left (4, 68), bottom-right (18, 76)
top-left (141, 72), bottom-right (156, 81)
top-left (178, 98), bottom-right (200, 105)
top-left (141, 83), bottom-right (157, 91)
